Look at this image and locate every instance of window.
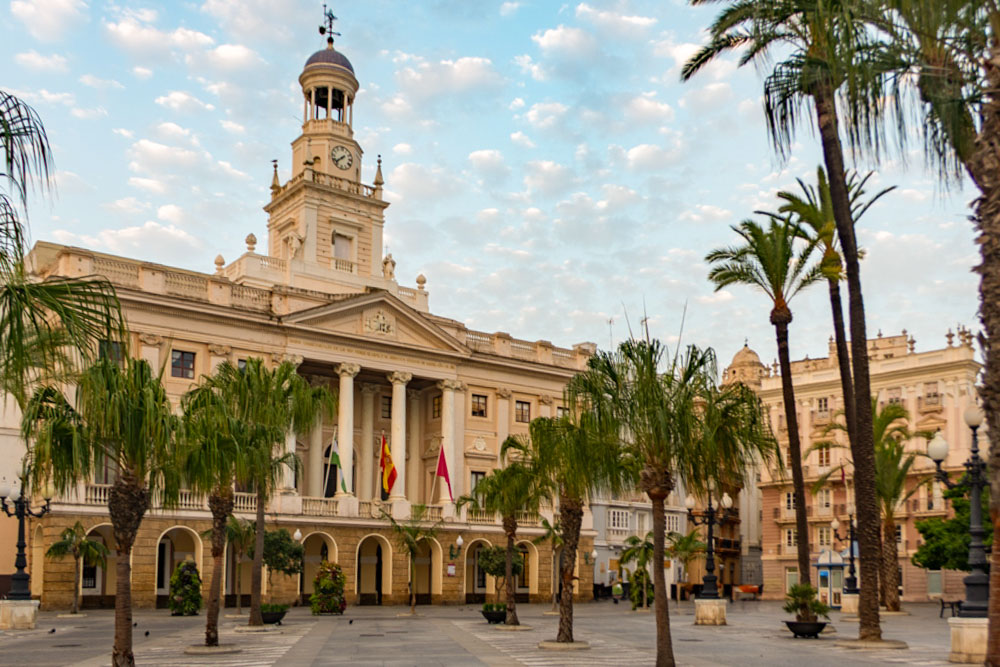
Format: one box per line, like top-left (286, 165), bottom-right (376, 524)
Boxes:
top-left (333, 233), bottom-right (352, 259)
top-left (470, 471), bottom-right (486, 493)
top-left (471, 394), bottom-right (487, 418)
top-left (817, 488), bottom-right (832, 509)
top-left (237, 358), bottom-right (247, 371)
top-left (924, 382), bottom-right (941, 405)
top-left (927, 570), bottom-right (942, 596)
top-left (556, 406), bottom-right (569, 418)
top-left (785, 528), bottom-right (797, 547)
top-left (816, 445), bottom-right (831, 467)
top-left (784, 492), bottom-right (795, 511)
top-left (515, 400), bottom-right (531, 423)
top-left (895, 524), bottom-right (903, 544)
top-left (171, 350), bottom-right (195, 379)
top-left (887, 387), bottom-right (902, 404)
top-left (818, 526), bottom-right (831, 547)
top-left (637, 513), bottom-right (647, 535)
top-left (432, 395), bottom-right (441, 419)
top-left (609, 509), bottom-right (630, 530)
top-left (817, 397), bottom-right (829, 412)
top-left (381, 395), bottom-right (392, 419)
top-left (666, 514), bottom-right (680, 533)
top-left (785, 567), bottom-right (799, 590)
top-left (98, 340), bottom-right (123, 363)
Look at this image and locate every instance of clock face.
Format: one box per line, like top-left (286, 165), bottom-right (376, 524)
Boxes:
top-left (331, 145), bottom-right (353, 170)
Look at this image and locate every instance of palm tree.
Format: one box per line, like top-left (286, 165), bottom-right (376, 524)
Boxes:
top-left (532, 517), bottom-right (562, 613)
top-left (24, 357), bottom-right (180, 667)
top-left (224, 516), bottom-right (255, 615)
top-left (706, 217), bottom-right (821, 598)
top-left (666, 530), bottom-right (706, 604)
top-left (766, 167), bottom-right (895, 463)
top-left (381, 504), bottom-right (442, 615)
top-left (198, 358), bottom-right (332, 626)
top-left (45, 521), bottom-right (109, 615)
top-left (457, 451), bottom-right (548, 625)
top-left (506, 415), bottom-right (625, 645)
top-left (684, 1), bottom-right (890, 640)
top-left (811, 398), bottom-right (930, 612)
top-left (180, 382), bottom-right (248, 646)
top-left (621, 531), bottom-right (654, 610)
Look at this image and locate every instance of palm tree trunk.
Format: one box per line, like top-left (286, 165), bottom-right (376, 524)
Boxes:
top-left (557, 496), bottom-right (582, 643)
top-left (108, 477), bottom-right (148, 667)
top-left (813, 82), bottom-right (881, 642)
top-left (205, 492), bottom-right (233, 646)
top-left (249, 489), bottom-right (266, 626)
top-left (827, 280), bottom-right (857, 446)
top-left (236, 554), bottom-right (243, 614)
top-left (772, 317), bottom-right (812, 598)
top-left (73, 556), bottom-right (80, 615)
top-left (503, 516), bottom-right (519, 625)
top-left (650, 491), bottom-right (675, 667)
top-left (881, 518), bottom-right (900, 612)
top-left (410, 555), bottom-right (416, 615)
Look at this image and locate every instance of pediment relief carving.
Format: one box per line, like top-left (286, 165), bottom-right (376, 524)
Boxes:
top-left (363, 307), bottom-right (396, 338)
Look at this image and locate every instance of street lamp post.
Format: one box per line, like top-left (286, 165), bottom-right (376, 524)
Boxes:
top-left (686, 490), bottom-right (734, 599)
top-left (926, 406), bottom-right (988, 618)
top-left (0, 476), bottom-right (53, 601)
top-left (830, 512), bottom-right (859, 595)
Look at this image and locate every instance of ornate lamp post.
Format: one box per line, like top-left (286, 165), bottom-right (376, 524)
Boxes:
top-left (0, 475), bottom-right (53, 601)
top-left (830, 509), bottom-right (859, 595)
top-left (685, 490), bottom-right (734, 599)
top-left (926, 406), bottom-right (988, 618)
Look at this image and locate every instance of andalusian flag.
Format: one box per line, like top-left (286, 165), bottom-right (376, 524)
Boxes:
top-left (380, 433), bottom-right (397, 495)
top-left (326, 439), bottom-right (347, 493)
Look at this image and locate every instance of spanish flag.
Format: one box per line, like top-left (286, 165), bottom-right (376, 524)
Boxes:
top-left (380, 433), bottom-right (397, 496)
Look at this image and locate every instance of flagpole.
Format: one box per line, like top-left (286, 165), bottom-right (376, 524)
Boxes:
top-left (429, 447), bottom-right (440, 505)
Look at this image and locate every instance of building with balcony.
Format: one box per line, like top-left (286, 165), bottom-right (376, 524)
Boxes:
top-left (0, 34), bottom-right (598, 610)
top-left (723, 331), bottom-right (985, 603)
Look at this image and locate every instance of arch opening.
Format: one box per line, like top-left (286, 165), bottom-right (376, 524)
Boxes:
top-left (355, 534), bottom-right (392, 605)
top-left (154, 526), bottom-right (203, 609)
top-left (300, 532), bottom-right (338, 603)
top-left (82, 524), bottom-right (116, 609)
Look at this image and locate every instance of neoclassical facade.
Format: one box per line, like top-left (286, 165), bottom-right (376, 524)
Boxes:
top-left (1, 37), bottom-right (597, 609)
top-left (724, 330), bottom-right (985, 604)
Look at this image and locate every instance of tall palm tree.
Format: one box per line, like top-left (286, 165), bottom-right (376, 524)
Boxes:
top-left (811, 399), bottom-right (930, 612)
top-left (684, 1), bottom-right (889, 640)
top-left (532, 517), bottom-right (562, 613)
top-left (666, 529), bottom-right (706, 604)
top-left (457, 451), bottom-right (549, 625)
top-left (180, 383), bottom-right (248, 646)
top-left (621, 531), bottom-right (655, 610)
top-left (506, 414), bottom-right (625, 645)
top-left (766, 167), bottom-right (896, 462)
top-left (706, 218), bottom-right (821, 597)
top-left (198, 358), bottom-right (332, 626)
top-left (381, 504), bottom-right (442, 615)
top-left (23, 357), bottom-right (180, 667)
top-left (45, 521), bottom-right (109, 615)
top-left (225, 516), bottom-right (255, 615)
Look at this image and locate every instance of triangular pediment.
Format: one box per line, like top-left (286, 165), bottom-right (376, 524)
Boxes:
top-left (284, 291), bottom-right (468, 355)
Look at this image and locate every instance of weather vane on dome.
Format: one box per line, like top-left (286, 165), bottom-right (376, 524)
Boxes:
top-left (318, 4), bottom-right (340, 46)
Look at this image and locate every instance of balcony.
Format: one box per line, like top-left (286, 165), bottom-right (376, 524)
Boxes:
top-left (302, 496), bottom-right (339, 517)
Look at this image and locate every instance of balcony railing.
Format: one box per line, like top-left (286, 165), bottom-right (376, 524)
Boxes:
top-left (468, 509), bottom-right (497, 525)
top-left (422, 505), bottom-right (443, 522)
top-left (85, 483), bottom-right (111, 505)
top-left (515, 511), bottom-right (540, 526)
top-left (358, 500), bottom-right (384, 518)
top-left (177, 489), bottom-right (206, 510)
top-left (233, 492), bottom-right (256, 514)
top-left (302, 496), bottom-right (339, 517)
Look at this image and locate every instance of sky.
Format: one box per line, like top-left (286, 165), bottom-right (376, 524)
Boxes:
top-left (1, 0), bottom-right (982, 369)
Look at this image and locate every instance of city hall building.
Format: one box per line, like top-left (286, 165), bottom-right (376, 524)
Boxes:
top-left (0, 37), bottom-right (597, 609)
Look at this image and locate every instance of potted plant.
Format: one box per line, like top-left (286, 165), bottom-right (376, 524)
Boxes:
top-left (481, 603), bottom-right (507, 624)
top-left (260, 603), bottom-right (289, 624)
top-left (310, 561), bottom-right (347, 615)
top-left (168, 560), bottom-right (202, 616)
top-left (782, 584), bottom-right (830, 638)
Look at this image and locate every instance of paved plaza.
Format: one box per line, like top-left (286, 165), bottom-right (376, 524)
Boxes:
top-left (0, 601), bottom-right (956, 666)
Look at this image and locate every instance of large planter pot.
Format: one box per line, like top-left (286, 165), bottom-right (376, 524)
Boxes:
top-left (261, 610), bottom-right (287, 625)
top-left (784, 620), bottom-right (827, 638)
top-left (481, 610), bottom-right (506, 624)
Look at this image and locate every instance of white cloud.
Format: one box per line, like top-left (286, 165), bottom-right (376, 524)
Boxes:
top-left (513, 54), bottom-right (547, 81)
top-left (14, 51), bottom-right (68, 72)
top-left (200, 0), bottom-right (312, 44)
top-left (104, 197), bottom-right (149, 215)
top-left (11, 88), bottom-right (75, 106)
top-left (625, 143), bottom-right (680, 171)
top-left (217, 160), bottom-right (250, 180)
top-left (679, 204), bottom-right (734, 224)
top-left (510, 131), bottom-right (536, 149)
top-left (190, 43), bottom-right (263, 71)
top-left (387, 163), bottom-right (462, 203)
top-left (11, 0), bottom-right (87, 41)
top-left (220, 120), bottom-right (245, 133)
top-left (531, 25), bottom-right (598, 57)
top-left (395, 57), bottom-right (504, 103)
top-left (105, 18), bottom-right (213, 56)
top-left (499, 2), bottom-right (521, 16)
top-left (53, 221), bottom-right (201, 262)
top-left (127, 139), bottom-right (201, 174)
top-left (155, 122), bottom-right (195, 142)
top-left (679, 82), bottom-right (734, 111)
top-left (79, 74), bottom-right (124, 89)
top-left (132, 66), bottom-right (153, 79)
top-left (155, 91), bottom-right (216, 113)
top-left (509, 97), bottom-right (525, 110)
top-left (128, 177), bottom-right (167, 194)
top-left (524, 102), bottom-right (568, 130)
top-left (467, 149), bottom-right (510, 181)
top-left (575, 3), bottom-right (657, 36)
top-left (697, 290), bottom-right (734, 305)
top-left (71, 107), bottom-right (108, 120)
top-left (112, 128), bottom-right (134, 139)
top-left (156, 204), bottom-right (185, 225)
top-left (624, 94), bottom-right (675, 124)
top-left (393, 143), bottom-right (413, 155)
top-left (523, 160), bottom-right (574, 196)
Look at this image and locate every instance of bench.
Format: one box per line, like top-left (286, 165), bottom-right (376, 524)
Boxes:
top-left (732, 584), bottom-right (763, 603)
top-left (940, 597), bottom-right (962, 618)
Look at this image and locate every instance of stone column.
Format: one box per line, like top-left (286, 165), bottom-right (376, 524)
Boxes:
top-left (436, 380), bottom-right (461, 506)
top-left (359, 384), bottom-right (378, 501)
top-left (387, 372), bottom-right (411, 505)
top-left (308, 419), bottom-right (324, 497)
top-left (496, 388), bottom-right (511, 465)
top-left (407, 389), bottom-right (422, 504)
top-left (283, 430), bottom-right (297, 491)
top-left (336, 363), bottom-right (360, 497)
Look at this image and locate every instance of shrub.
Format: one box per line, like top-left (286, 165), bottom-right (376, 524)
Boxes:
top-left (628, 568), bottom-right (654, 610)
top-left (482, 602), bottom-right (506, 612)
top-left (782, 584), bottom-right (830, 622)
top-left (167, 560), bottom-right (202, 616)
top-left (310, 561), bottom-right (347, 615)
top-left (260, 603), bottom-right (289, 613)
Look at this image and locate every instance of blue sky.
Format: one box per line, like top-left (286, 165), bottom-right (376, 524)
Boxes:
top-left (2, 0), bottom-right (980, 367)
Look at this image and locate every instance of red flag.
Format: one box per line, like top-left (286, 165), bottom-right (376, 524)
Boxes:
top-left (380, 433), bottom-right (396, 495)
top-left (435, 446), bottom-right (453, 501)
top-left (840, 465), bottom-right (846, 485)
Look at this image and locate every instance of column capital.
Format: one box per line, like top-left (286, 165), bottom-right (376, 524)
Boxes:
top-left (208, 344), bottom-right (232, 357)
top-left (360, 382), bottom-right (380, 395)
top-left (273, 352), bottom-right (304, 367)
top-left (337, 362), bottom-right (361, 378)
top-left (437, 379), bottom-right (465, 392)
top-left (407, 389), bottom-right (421, 401)
top-left (539, 394), bottom-right (554, 406)
top-left (138, 333), bottom-right (163, 346)
top-left (388, 371), bottom-right (413, 386)
top-left (496, 387), bottom-right (512, 399)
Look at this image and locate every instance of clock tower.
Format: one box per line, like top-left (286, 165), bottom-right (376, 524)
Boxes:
top-left (264, 25), bottom-right (390, 289)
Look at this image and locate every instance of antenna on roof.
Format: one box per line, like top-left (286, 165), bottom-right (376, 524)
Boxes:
top-left (318, 4), bottom-right (340, 46)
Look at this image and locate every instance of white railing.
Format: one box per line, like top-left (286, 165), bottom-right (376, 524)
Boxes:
top-left (85, 483), bottom-right (111, 506)
top-left (510, 341), bottom-right (536, 359)
top-left (302, 496), bottom-right (339, 517)
top-left (93, 258), bottom-right (140, 287)
top-left (359, 500), bottom-right (385, 518)
top-left (233, 492), bottom-right (256, 514)
top-left (465, 331), bottom-right (493, 352)
top-left (515, 511), bottom-right (540, 526)
top-left (607, 527), bottom-right (630, 542)
top-left (232, 284), bottom-right (271, 312)
top-left (332, 257), bottom-right (355, 273)
top-left (177, 489), bottom-right (206, 510)
top-left (165, 271), bottom-right (208, 298)
top-left (422, 505), bottom-right (443, 521)
top-left (397, 286), bottom-right (418, 302)
top-left (258, 255), bottom-right (287, 272)
top-left (468, 509), bottom-right (496, 525)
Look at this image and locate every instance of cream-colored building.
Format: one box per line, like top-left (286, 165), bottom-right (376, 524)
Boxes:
top-left (0, 37), bottom-right (597, 609)
top-left (723, 330), bottom-right (985, 604)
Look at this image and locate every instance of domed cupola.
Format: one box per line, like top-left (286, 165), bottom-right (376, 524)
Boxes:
top-left (723, 341), bottom-right (767, 388)
top-left (298, 10), bottom-right (359, 131)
